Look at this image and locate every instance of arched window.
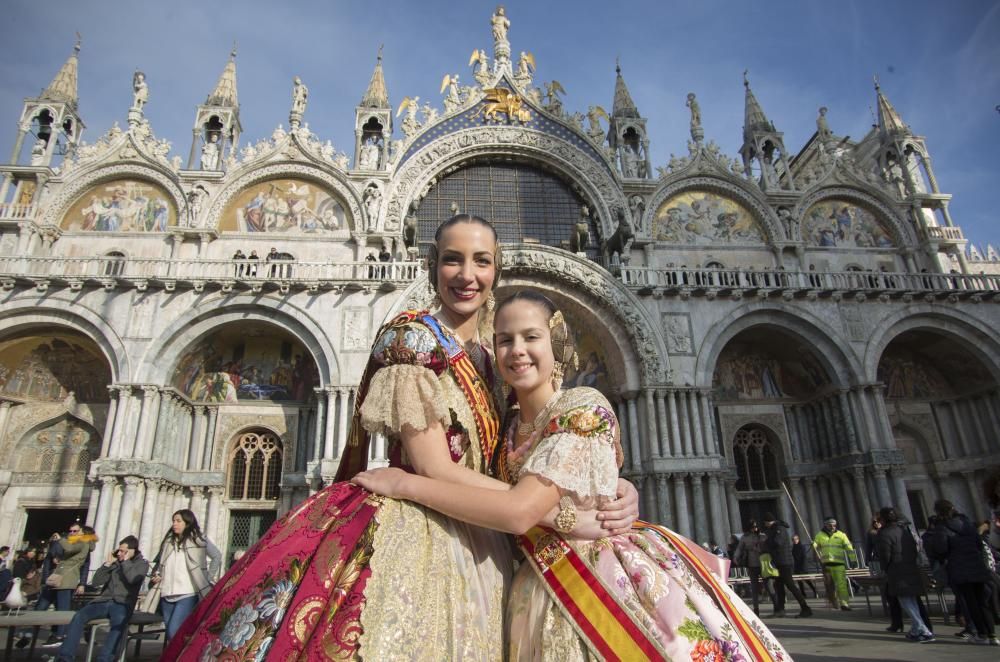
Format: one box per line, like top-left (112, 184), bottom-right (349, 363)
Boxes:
top-left (733, 427), bottom-right (780, 491)
top-left (414, 161), bottom-right (598, 258)
top-left (228, 430), bottom-right (282, 500)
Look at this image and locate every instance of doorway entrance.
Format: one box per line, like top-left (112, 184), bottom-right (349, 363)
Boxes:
top-left (226, 510), bottom-right (276, 568)
top-left (22, 508), bottom-right (88, 548)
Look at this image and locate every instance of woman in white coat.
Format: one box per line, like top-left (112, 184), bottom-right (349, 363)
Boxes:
top-left (151, 509), bottom-right (221, 640)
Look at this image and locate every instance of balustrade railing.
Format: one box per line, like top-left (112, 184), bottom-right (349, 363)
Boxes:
top-left (921, 225), bottom-right (965, 241)
top-left (0, 255), bottom-right (423, 285)
top-left (0, 203), bottom-right (38, 221)
top-left (619, 265), bottom-right (1000, 293)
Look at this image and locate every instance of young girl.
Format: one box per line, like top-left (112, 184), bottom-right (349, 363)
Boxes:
top-left (355, 290), bottom-right (788, 660)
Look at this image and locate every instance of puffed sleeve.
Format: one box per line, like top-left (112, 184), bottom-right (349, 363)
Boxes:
top-left (518, 400), bottom-right (619, 502)
top-left (359, 321), bottom-right (451, 436)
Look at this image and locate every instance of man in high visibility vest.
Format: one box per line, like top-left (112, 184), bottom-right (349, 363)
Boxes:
top-left (813, 516), bottom-right (854, 610)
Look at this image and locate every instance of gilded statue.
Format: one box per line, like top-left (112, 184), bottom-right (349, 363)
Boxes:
top-left (476, 87), bottom-right (531, 123)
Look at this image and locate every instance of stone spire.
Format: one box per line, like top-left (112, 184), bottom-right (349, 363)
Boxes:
top-left (742, 70), bottom-right (773, 138)
top-left (360, 46), bottom-right (389, 109)
top-left (206, 46), bottom-right (238, 107)
top-left (611, 60), bottom-right (639, 118)
top-left (874, 76), bottom-right (909, 135)
top-left (41, 36), bottom-right (81, 110)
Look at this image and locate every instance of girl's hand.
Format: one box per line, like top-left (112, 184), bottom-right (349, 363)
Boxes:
top-left (597, 478), bottom-right (639, 535)
top-left (352, 467), bottom-right (411, 498)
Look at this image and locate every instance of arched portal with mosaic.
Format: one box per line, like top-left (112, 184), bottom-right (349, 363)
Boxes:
top-left (801, 198), bottom-right (895, 249)
top-left (59, 178), bottom-right (178, 232)
top-left (170, 321), bottom-right (320, 403)
top-left (12, 415), bottom-right (101, 482)
top-left (0, 329), bottom-right (112, 403)
top-left (219, 177), bottom-right (348, 235)
top-left (652, 190), bottom-right (767, 245)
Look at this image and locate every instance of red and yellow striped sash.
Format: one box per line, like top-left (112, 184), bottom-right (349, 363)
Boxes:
top-left (519, 527), bottom-right (665, 661)
top-left (448, 349), bottom-right (500, 468)
top-left (635, 522), bottom-right (775, 662)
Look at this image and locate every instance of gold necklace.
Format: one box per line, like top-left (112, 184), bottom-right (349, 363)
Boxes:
top-left (516, 390), bottom-right (562, 437)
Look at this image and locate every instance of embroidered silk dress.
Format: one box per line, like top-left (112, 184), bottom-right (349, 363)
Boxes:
top-left (164, 311), bottom-right (512, 661)
top-left (505, 387), bottom-right (788, 661)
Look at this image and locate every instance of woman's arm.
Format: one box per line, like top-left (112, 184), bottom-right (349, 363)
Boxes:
top-left (354, 468), bottom-right (561, 535)
top-left (204, 539), bottom-right (222, 580)
top-left (401, 421), bottom-right (511, 491)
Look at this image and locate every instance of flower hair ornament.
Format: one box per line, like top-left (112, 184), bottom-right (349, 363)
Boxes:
top-left (548, 310), bottom-right (578, 390)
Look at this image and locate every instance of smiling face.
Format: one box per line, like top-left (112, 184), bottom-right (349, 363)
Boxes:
top-left (494, 299), bottom-right (555, 399)
top-left (434, 221), bottom-right (497, 324)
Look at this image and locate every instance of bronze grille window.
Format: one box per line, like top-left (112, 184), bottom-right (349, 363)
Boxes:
top-left (228, 431), bottom-right (282, 500)
top-left (414, 162), bottom-right (598, 257)
top-left (733, 427), bottom-right (780, 491)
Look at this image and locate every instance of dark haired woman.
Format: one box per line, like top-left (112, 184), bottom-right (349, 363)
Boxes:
top-left (151, 509), bottom-right (221, 640)
top-left (164, 217), bottom-right (638, 660)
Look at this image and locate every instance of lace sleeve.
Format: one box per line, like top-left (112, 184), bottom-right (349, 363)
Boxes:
top-left (358, 321), bottom-right (451, 436)
top-left (518, 406), bottom-right (619, 502)
top-left (359, 364), bottom-right (450, 436)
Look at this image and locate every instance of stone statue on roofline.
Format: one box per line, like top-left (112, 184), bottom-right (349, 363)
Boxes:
top-left (132, 71), bottom-right (149, 111)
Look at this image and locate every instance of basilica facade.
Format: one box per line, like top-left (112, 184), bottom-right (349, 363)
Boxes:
top-left (1, 11), bottom-right (998, 569)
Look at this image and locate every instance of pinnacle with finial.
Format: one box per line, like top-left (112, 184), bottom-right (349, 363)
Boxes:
top-left (206, 47), bottom-right (239, 107)
top-left (361, 48), bottom-right (389, 109)
top-left (874, 77), bottom-right (909, 135)
top-left (40, 35), bottom-right (81, 109)
top-left (611, 58), bottom-right (638, 118)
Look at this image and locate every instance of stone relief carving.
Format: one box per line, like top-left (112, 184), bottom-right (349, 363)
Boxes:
top-left (343, 307), bottom-right (372, 351)
top-left (838, 302), bottom-right (867, 342)
top-left (662, 312), bottom-right (694, 355)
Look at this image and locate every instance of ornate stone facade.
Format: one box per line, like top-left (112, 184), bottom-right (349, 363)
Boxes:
top-left (0, 10), bottom-right (997, 569)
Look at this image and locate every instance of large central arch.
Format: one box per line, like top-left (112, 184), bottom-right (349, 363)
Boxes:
top-left (384, 127), bottom-right (629, 237)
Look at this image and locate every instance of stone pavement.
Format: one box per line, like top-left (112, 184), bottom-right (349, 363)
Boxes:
top-left (766, 595), bottom-right (999, 661)
top-left (3, 595), bottom-right (999, 660)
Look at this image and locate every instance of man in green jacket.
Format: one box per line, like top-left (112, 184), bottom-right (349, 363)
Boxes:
top-left (813, 517), bottom-right (854, 610)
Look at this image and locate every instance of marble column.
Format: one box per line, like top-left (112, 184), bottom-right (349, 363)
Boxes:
top-left (851, 468), bottom-right (874, 527)
top-left (615, 400), bottom-right (630, 469)
top-left (969, 398), bottom-right (989, 455)
top-left (626, 396), bottom-right (642, 472)
top-left (92, 476), bottom-right (118, 565)
top-left (820, 399), bottom-right (839, 456)
top-left (871, 467), bottom-right (893, 510)
top-left (871, 387), bottom-right (897, 451)
top-left (655, 390), bottom-right (670, 458)
top-left (189, 487), bottom-right (208, 526)
top-left (656, 474), bottom-right (671, 526)
top-left (336, 388), bottom-right (352, 458)
top-left (155, 482), bottom-right (174, 537)
top-left (102, 387), bottom-right (124, 457)
top-left (323, 389), bottom-right (337, 459)
top-left (642, 475), bottom-right (656, 521)
top-left (643, 389), bottom-right (659, 459)
top-left (690, 473), bottom-right (708, 543)
top-left (667, 390), bottom-right (683, 456)
top-left (131, 386), bottom-right (158, 459)
top-left (186, 406), bottom-right (204, 470)
top-left (151, 390), bottom-right (172, 461)
top-left (837, 473), bottom-right (862, 545)
top-left (699, 391), bottom-right (717, 455)
top-left (673, 475), bottom-right (692, 538)
top-left (789, 477), bottom-right (809, 534)
top-left (688, 392), bottom-right (705, 457)
top-left (85, 480), bottom-right (101, 525)
top-left (205, 487), bottom-right (223, 550)
top-left (803, 476), bottom-right (821, 534)
top-left (837, 392), bottom-right (859, 455)
top-left (707, 474), bottom-right (725, 546)
top-left (116, 476), bottom-right (143, 545)
top-left (794, 406), bottom-right (811, 460)
top-left (202, 407), bottom-right (219, 471)
top-left (889, 467), bottom-right (915, 525)
top-left (856, 387), bottom-right (882, 450)
top-left (725, 479), bottom-right (742, 535)
top-left (138, 478), bottom-right (161, 554)
top-left (679, 392), bottom-right (694, 457)
top-left (312, 387), bottom-right (326, 463)
top-left (785, 405), bottom-right (801, 462)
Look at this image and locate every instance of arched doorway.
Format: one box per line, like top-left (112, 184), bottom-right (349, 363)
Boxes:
top-left (731, 425), bottom-right (784, 528)
top-left (224, 429), bottom-right (283, 566)
top-left (878, 328), bottom-right (1000, 523)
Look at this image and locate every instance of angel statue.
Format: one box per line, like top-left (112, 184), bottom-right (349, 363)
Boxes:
top-left (131, 71), bottom-right (148, 111)
top-left (396, 96), bottom-right (422, 138)
top-left (421, 103), bottom-right (439, 125)
top-left (469, 49), bottom-right (491, 87)
top-left (586, 105), bottom-right (608, 143)
top-left (440, 74), bottom-right (463, 114)
top-left (291, 76), bottom-right (308, 115)
top-left (543, 80), bottom-right (565, 115)
top-left (514, 51), bottom-right (535, 88)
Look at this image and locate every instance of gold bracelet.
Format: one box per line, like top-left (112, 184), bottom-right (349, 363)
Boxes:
top-left (554, 496), bottom-right (577, 533)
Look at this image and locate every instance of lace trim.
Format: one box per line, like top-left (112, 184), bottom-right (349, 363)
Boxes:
top-left (518, 430), bottom-right (619, 504)
top-left (360, 364), bottom-right (450, 436)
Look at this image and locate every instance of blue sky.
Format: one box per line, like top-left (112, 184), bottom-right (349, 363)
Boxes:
top-left (1, 1), bottom-right (997, 249)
